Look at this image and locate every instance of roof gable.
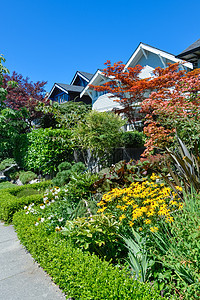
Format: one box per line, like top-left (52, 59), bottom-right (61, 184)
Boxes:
top-left (71, 71), bottom-right (93, 86)
top-left (48, 83), bottom-right (84, 99)
top-left (125, 42), bottom-right (193, 69)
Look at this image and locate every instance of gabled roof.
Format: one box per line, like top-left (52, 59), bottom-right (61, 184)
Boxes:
top-left (125, 42), bottom-right (193, 69)
top-left (71, 71), bottom-right (94, 85)
top-left (57, 83), bottom-right (84, 92)
top-left (80, 70), bottom-right (104, 98)
top-left (80, 42), bottom-right (193, 98)
top-left (177, 39), bottom-right (200, 57)
top-left (48, 83), bottom-right (84, 99)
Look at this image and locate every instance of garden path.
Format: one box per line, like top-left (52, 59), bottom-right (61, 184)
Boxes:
top-left (0, 222), bottom-right (66, 300)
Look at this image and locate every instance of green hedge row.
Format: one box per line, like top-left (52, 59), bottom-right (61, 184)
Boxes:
top-left (2, 180), bottom-right (52, 196)
top-left (13, 211), bottom-right (163, 300)
top-left (0, 193), bottom-right (43, 223)
top-left (0, 181), bottom-right (51, 223)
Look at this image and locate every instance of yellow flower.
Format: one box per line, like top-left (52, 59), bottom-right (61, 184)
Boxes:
top-left (119, 214), bottom-right (126, 221)
top-left (97, 207), bottom-right (107, 213)
top-left (150, 226), bottom-right (158, 232)
top-left (144, 219), bottom-right (151, 224)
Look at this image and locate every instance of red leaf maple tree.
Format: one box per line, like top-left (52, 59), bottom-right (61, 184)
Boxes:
top-left (91, 61), bottom-right (200, 156)
top-left (3, 71), bottom-right (48, 123)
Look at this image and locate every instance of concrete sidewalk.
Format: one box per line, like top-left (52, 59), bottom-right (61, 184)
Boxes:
top-left (0, 222), bottom-right (66, 300)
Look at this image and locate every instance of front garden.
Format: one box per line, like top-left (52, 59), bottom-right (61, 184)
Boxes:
top-left (0, 55), bottom-right (200, 299)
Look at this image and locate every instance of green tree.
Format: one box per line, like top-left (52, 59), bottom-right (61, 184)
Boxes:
top-left (74, 110), bottom-right (125, 167)
top-left (38, 101), bottom-right (91, 129)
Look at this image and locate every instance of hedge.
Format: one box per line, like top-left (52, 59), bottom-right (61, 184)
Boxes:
top-left (14, 128), bottom-right (73, 174)
top-left (13, 211), bottom-right (164, 300)
top-left (0, 181), bottom-right (51, 223)
top-left (1, 180), bottom-right (52, 196)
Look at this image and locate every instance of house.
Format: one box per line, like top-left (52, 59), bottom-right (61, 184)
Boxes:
top-left (48, 71), bottom-right (93, 105)
top-left (80, 43), bottom-right (193, 115)
top-left (176, 38), bottom-right (200, 69)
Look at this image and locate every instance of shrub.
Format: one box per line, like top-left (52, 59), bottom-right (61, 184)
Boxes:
top-left (71, 161), bottom-right (86, 173)
top-left (1, 180), bottom-right (52, 196)
top-left (0, 158), bottom-right (17, 171)
top-left (19, 171), bottom-right (37, 185)
top-left (0, 181), bottom-right (15, 189)
top-left (52, 170), bottom-right (71, 186)
top-left (16, 188), bottom-right (40, 198)
top-left (122, 131), bottom-right (145, 148)
top-left (13, 211), bottom-right (163, 300)
top-left (52, 162), bottom-right (87, 187)
top-left (0, 193), bottom-right (43, 223)
top-left (0, 180), bottom-right (52, 223)
top-left (57, 161), bottom-right (72, 172)
top-left (62, 214), bottom-right (126, 262)
top-left (14, 128), bottom-right (73, 174)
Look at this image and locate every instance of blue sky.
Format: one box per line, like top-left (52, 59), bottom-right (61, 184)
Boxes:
top-left (1, 0), bottom-right (200, 92)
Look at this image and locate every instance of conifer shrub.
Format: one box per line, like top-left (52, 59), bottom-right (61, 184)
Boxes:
top-left (19, 171), bottom-right (37, 185)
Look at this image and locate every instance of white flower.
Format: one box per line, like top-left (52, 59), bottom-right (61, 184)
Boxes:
top-left (40, 205), bottom-right (45, 210)
top-left (43, 197), bottom-right (48, 203)
top-left (51, 199), bottom-right (55, 203)
top-left (25, 211), bottom-right (29, 214)
top-left (40, 218), bottom-right (45, 222)
top-left (24, 206), bottom-right (27, 210)
top-left (58, 217), bottom-right (63, 222)
top-left (47, 216), bottom-right (52, 220)
top-left (28, 206), bottom-right (32, 211)
top-left (55, 195), bottom-right (59, 199)
top-left (35, 222), bottom-right (39, 226)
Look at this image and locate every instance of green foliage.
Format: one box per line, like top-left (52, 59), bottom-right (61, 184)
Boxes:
top-left (62, 214), bottom-right (125, 261)
top-left (0, 181), bottom-right (15, 189)
top-left (13, 211), bottom-right (163, 299)
top-left (57, 161), bottom-right (72, 172)
top-left (121, 228), bottom-right (149, 282)
top-left (74, 110), bottom-right (125, 165)
top-left (150, 189), bottom-right (200, 299)
top-left (0, 108), bottom-right (29, 159)
top-left (52, 170), bottom-right (72, 186)
top-left (71, 161), bottom-right (86, 173)
top-left (0, 158), bottom-right (16, 171)
top-left (16, 187), bottom-right (39, 198)
top-left (1, 180), bottom-right (52, 196)
top-left (19, 171), bottom-right (37, 185)
top-left (0, 180), bottom-right (51, 223)
top-left (122, 131), bottom-right (145, 148)
top-left (38, 101), bottom-right (91, 129)
top-left (65, 171), bottom-right (98, 207)
top-left (0, 193), bottom-right (43, 223)
top-left (91, 160), bottom-right (151, 194)
top-left (52, 161), bottom-right (87, 187)
top-left (14, 128), bottom-right (73, 174)
top-left (0, 54), bottom-right (9, 106)
top-left (56, 101), bottom-right (91, 128)
top-left (164, 136), bottom-right (200, 195)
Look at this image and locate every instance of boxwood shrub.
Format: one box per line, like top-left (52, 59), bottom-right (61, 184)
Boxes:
top-left (2, 180), bottom-right (52, 196)
top-left (0, 181), bottom-right (51, 223)
top-left (13, 211), bottom-right (164, 300)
